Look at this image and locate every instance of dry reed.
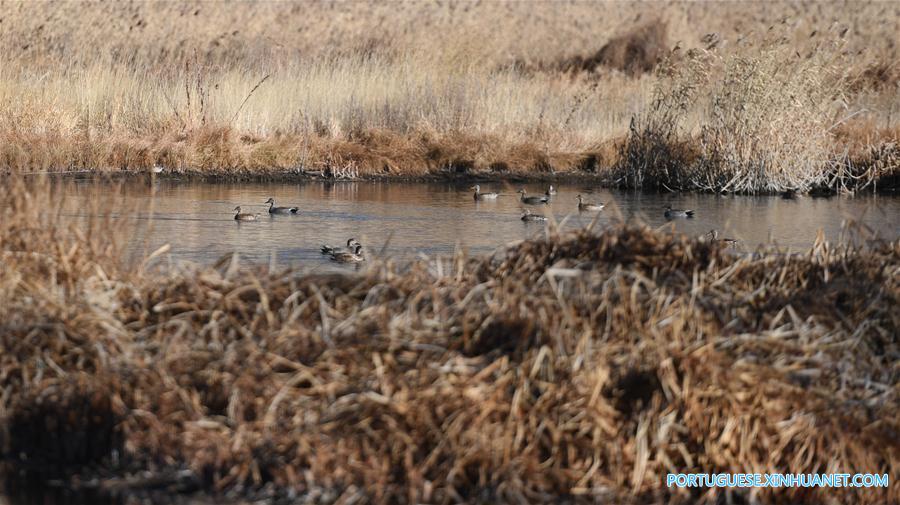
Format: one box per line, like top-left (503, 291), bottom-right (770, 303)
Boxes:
top-left (1, 176), bottom-right (897, 504)
top-left (0, 2), bottom-right (897, 191)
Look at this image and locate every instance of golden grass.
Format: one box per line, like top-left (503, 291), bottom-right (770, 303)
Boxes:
top-left (0, 176), bottom-right (897, 503)
top-left (0, 1), bottom-right (898, 186)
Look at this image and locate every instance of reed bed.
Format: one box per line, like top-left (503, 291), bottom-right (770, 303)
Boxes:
top-left (0, 176), bottom-right (897, 504)
top-left (0, 1), bottom-right (898, 191)
top-left (615, 36), bottom-right (900, 194)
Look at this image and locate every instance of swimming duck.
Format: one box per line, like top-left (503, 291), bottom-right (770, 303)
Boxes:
top-left (471, 185), bottom-right (500, 201)
top-left (707, 229), bottom-right (739, 248)
top-left (321, 238), bottom-right (361, 255)
top-left (576, 194), bottom-right (605, 211)
top-left (265, 197), bottom-right (299, 214)
top-left (331, 244), bottom-right (364, 263)
top-left (233, 206), bottom-right (260, 221)
top-left (664, 205), bottom-right (695, 218)
top-left (517, 189), bottom-right (549, 205)
top-left (521, 209), bottom-right (548, 222)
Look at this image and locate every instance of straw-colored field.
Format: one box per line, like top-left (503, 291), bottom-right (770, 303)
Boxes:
top-left (1, 1), bottom-right (898, 191)
top-left (0, 175), bottom-right (897, 503)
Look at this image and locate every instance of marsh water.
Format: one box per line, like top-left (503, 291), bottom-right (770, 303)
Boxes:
top-left (60, 179), bottom-right (900, 269)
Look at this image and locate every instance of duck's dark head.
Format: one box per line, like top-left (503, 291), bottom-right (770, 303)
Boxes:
top-left (265, 197), bottom-right (275, 204)
top-left (233, 206), bottom-right (241, 212)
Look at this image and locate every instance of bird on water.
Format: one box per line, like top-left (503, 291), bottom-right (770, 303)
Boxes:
top-left (471, 185), bottom-right (500, 201)
top-left (330, 244), bottom-right (365, 263)
top-left (321, 238), bottom-right (361, 255)
top-left (233, 206), bottom-right (260, 221)
top-left (517, 189), bottom-right (549, 205)
top-left (264, 197), bottom-right (299, 214)
top-left (664, 205), bottom-right (695, 218)
top-left (576, 194), bottom-right (605, 212)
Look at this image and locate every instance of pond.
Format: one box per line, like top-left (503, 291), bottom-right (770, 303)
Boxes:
top-left (58, 178), bottom-right (900, 268)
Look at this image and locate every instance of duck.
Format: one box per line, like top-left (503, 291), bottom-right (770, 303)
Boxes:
top-left (576, 194), bottom-right (604, 211)
top-left (707, 229), bottom-right (739, 248)
top-left (471, 185), bottom-right (500, 201)
top-left (321, 238), bottom-right (361, 255)
top-left (521, 209), bottom-right (548, 222)
top-left (517, 189), bottom-right (549, 205)
top-left (330, 244), bottom-right (365, 263)
top-left (265, 197), bottom-right (299, 214)
top-left (233, 206), bottom-right (260, 221)
top-left (664, 205), bottom-right (695, 218)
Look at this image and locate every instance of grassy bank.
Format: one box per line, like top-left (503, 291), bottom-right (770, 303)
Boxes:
top-left (1, 176), bottom-right (897, 503)
top-left (1, 2), bottom-right (898, 191)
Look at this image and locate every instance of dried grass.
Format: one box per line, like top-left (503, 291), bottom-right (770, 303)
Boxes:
top-left (1, 177), bottom-right (897, 504)
top-left (616, 34), bottom-right (900, 193)
top-left (0, 3), bottom-right (898, 186)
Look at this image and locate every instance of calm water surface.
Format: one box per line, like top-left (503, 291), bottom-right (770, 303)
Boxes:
top-left (60, 179), bottom-right (900, 269)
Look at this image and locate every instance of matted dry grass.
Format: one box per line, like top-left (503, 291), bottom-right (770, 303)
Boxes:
top-left (0, 176), bottom-right (897, 504)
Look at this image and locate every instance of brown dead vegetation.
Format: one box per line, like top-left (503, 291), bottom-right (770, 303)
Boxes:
top-left (562, 20), bottom-right (670, 76)
top-left (0, 4), bottom-right (899, 191)
top-left (0, 128), bottom-right (606, 179)
top-left (1, 176), bottom-right (897, 503)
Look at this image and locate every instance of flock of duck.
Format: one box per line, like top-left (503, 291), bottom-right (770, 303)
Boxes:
top-left (471, 184), bottom-right (609, 220)
top-left (232, 198), bottom-right (364, 262)
top-left (472, 184), bottom-right (700, 222)
top-left (231, 186), bottom-right (735, 263)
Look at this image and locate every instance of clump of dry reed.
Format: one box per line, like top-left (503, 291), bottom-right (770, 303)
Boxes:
top-left (1, 177), bottom-right (897, 504)
top-left (616, 34), bottom-right (900, 193)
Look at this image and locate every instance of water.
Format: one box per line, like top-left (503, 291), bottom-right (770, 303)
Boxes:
top-left (59, 179), bottom-right (900, 268)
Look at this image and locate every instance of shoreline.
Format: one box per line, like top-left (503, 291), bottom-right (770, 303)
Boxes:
top-left (11, 167), bottom-right (900, 196)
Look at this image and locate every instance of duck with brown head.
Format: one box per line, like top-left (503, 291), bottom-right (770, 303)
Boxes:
top-left (233, 206), bottom-right (260, 221)
top-left (321, 238), bottom-right (361, 255)
top-left (471, 185), bottom-right (500, 201)
top-left (330, 244), bottom-right (365, 263)
top-left (576, 194), bottom-right (604, 212)
top-left (521, 209), bottom-right (548, 222)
